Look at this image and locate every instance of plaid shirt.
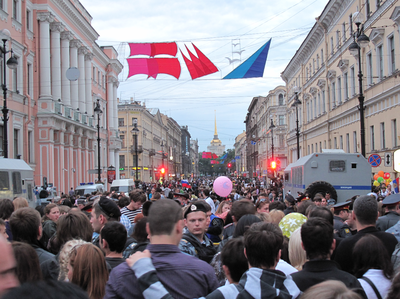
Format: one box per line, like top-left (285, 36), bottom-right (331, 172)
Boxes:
top-left (120, 214), bottom-right (132, 233)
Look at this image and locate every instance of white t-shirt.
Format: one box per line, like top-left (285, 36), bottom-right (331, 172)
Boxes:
top-left (358, 269), bottom-right (391, 299)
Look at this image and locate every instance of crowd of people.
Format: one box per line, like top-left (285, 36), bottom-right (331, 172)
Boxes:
top-left (1, 177), bottom-right (400, 299)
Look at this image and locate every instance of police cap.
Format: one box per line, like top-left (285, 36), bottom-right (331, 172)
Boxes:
top-left (333, 201), bottom-right (351, 211)
top-left (184, 202), bottom-right (208, 218)
top-left (382, 193), bottom-right (400, 206)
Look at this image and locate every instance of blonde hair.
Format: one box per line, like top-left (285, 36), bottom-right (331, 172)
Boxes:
top-left (301, 280), bottom-right (362, 299)
top-left (288, 228), bottom-right (307, 271)
top-left (269, 209), bottom-right (285, 225)
top-left (58, 239), bottom-right (89, 281)
top-left (256, 212), bottom-right (271, 223)
top-left (216, 201), bottom-right (231, 215)
top-left (13, 197), bottom-right (28, 210)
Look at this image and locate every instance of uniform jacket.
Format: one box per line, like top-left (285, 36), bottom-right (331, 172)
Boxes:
top-left (333, 216), bottom-right (352, 239)
top-left (376, 211), bottom-right (400, 231)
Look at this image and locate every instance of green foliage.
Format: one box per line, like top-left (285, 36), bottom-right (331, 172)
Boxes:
top-left (198, 149), bottom-right (236, 176)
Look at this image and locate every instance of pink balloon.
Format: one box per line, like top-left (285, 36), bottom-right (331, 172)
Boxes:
top-left (213, 176), bottom-right (233, 197)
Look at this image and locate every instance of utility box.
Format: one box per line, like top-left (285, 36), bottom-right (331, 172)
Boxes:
top-left (284, 150), bottom-right (371, 203)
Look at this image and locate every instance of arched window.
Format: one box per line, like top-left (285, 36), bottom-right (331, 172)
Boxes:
top-left (278, 94), bottom-right (284, 106)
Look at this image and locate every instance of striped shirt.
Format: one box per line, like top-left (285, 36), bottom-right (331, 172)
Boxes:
top-left (121, 206), bottom-right (142, 224)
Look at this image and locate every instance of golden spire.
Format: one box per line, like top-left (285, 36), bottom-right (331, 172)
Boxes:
top-left (214, 110), bottom-right (218, 137)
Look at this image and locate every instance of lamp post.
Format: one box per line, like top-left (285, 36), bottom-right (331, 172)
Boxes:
top-left (291, 86), bottom-right (302, 160)
top-left (348, 12), bottom-right (370, 157)
top-left (269, 118), bottom-right (276, 161)
top-left (161, 140), bottom-right (165, 180)
top-left (1, 29), bottom-right (18, 158)
top-left (93, 99), bottom-right (102, 183)
top-left (131, 119), bottom-right (139, 188)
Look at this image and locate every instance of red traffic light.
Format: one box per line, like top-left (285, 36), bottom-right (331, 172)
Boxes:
top-left (227, 163), bottom-right (232, 168)
top-left (270, 160), bottom-right (277, 170)
top-left (160, 166), bottom-right (166, 174)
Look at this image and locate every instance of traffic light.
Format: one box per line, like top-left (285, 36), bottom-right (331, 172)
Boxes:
top-left (227, 163), bottom-right (232, 168)
top-left (160, 166), bottom-right (166, 174)
top-left (270, 160), bottom-right (277, 170)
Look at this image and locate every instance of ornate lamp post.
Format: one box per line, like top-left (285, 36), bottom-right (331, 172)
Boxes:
top-left (131, 119), bottom-right (139, 188)
top-left (1, 29), bottom-right (18, 158)
top-left (93, 99), bottom-right (102, 183)
top-left (292, 86), bottom-right (302, 160)
top-left (269, 118), bottom-right (276, 161)
top-left (348, 12), bottom-right (370, 157)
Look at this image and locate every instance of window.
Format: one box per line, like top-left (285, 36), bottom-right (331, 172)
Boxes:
top-left (366, 0), bottom-right (371, 16)
top-left (337, 77), bottom-right (342, 104)
top-left (120, 134), bottom-right (125, 148)
top-left (132, 118), bottom-right (137, 126)
top-left (28, 131), bottom-right (33, 163)
top-left (344, 72), bottom-right (349, 100)
top-left (331, 37), bottom-right (334, 54)
top-left (334, 137), bottom-right (337, 149)
top-left (98, 71), bottom-right (100, 85)
top-left (307, 102), bottom-right (310, 122)
top-left (389, 36), bottom-right (396, 74)
top-left (322, 90), bottom-right (326, 113)
top-left (0, 0), bottom-right (3, 10)
top-left (310, 99), bottom-right (313, 119)
top-left (27, 63), bottom-right (32, 95)
top-left (320, 142), bottom-right (322, 152)
top-left (308, 145), bottom-right (310, 155)
top-left (279, 135), bottom-right (284, 148)
top-left (346, 133), bottom-right (350, 153)
top-left (321, 49), bottom-right (324, 65)
top-left (13, 129), bottom-right (19, 159)
top-left (353, 131), bottom-right (358, 153)
top-left (119, 155), bottom-right (125, 168)
top-left (313, 97), bottom-right (317, 118)
top-left (367, 52), bottom-right (373, 85)
top-left (340, 135), bottom-right (343, 149)
top-left (392, 119), bottom-right (397, 147)
top-left (378, 45), bottom-right (383, 80)
top-left (349, 14), bottom-right (353, 34)
top-left (331, 82), bottom-right (336, 108)
top-left (12, 0), bottom-right (17, 19)
top-left (306, 67), bottom-right (309, 80)
top-left (12, 172), bottom-right (21, 194)
top-left (317, 93), bottom-right (321, 115)
top-left (370, 125), bottom-right (375, 151)
top-left (118, 118), bottom-right (124, 127)
top-left (324, 140), bottom-right (327, 149)
top-left (336, 30), bottom-right (340, 48)
top-left (313, 59), bottom-right (315, 73)
top-left (93, 67), bottom-right (96, 82)
top-left (317, 54), bottom-right (320, 69)
top-left (311, 144), bottom-right (314, 153)
top-left (278, 94), bottom-right (284, 106)
top-left (342, 22), bottom-right (346, 41)
top-left (26, 9), bottom-right (31, 30)
top-left (350, 66), bottom-right (356, 96)
top-left (377, 0), bottom-right (382, 8)
top-left (12, 56), bottom-right (18, 92)
top-left (381, 122), bottom-right (386, 149)
top-left (278, 115), bottom-right (285, 125)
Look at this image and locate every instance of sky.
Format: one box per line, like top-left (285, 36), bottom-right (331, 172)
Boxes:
top-left (79, 0), bottom-right (329, 152)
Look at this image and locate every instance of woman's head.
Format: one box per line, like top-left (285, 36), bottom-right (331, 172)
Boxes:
top-left (216, 201), bottom-right (231, 214)
top-left (256, 201), bottom-right (269, 213)
top-left (42, 204), bottom-right (60, 222)
top-left (288, 228), bottom-right (307, 271)
top-left (301, 280), bottom-right (362, 299)
top-left (13, 197), bottom-right (28, 211)
top-left (352, 234), bottom-right (393, 279)
top-left (68, 244), bottom-right (108, 299)
top-left (58, 239), bottom-right (89, 281)
top-left (11, 241), bottom-right (42, 284)
top-left (233, 214), bottom-right (262, 238)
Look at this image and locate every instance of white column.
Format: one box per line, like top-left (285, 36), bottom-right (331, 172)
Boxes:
top-left (78, 47), bottom-right (87, 113)
top-left (37, 12), bottom-right (54, 99)
top-left (115, 151), bottom-right (120, 179)
top-left (85, 53), bottom-right (94, 115)
top-left (61, 31), bottom-right (72, 106)
top-left (70, 40), bottom-right (80, 110)
top-left (113, 82), bottom-right (118, 130)
top-left (107, 78), bottom-right (114, 130)
top-left (50, 22), bottom-right (63, 102)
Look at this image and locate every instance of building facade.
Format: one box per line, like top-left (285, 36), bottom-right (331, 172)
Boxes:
top-left (282, 0), bottom-right (400, 178)
top-left (234, 130), bottom-right (246, 176)
top-left (181, 126), bottom-right (191, 178)
top-left (207, 113), bottom-right (225, 156)
top-left (0, 0), bottom-right (122, 193)
top-left (190, 139), bottom-right (199, 178)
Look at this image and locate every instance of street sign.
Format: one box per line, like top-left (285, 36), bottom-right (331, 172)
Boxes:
top-left (394, 149), bottom-right (400, 172)
top-left (384, 153), bottom-right (392, 167)
top-left (368, 154), bottom-right (381, 167)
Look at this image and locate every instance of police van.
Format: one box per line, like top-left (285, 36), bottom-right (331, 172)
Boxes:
top-left (75, 182), bottom-right (104, 196)
top-left (0, 158), bottom-right (36, 208)
top-left (284, 150), bottom-right (371, 203)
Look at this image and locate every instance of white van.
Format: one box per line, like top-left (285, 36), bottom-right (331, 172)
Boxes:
top-left (75, 183), bottom-right (104, 196)
top-left (110, 179), bottom-right (135, 194)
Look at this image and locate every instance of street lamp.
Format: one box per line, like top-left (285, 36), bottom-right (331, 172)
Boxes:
top-left (348, 11), bottom-right (370, 157)
top-left (161, 140), bottom-right (165, 180)
top-left (269, 118), bottom-right (276, 161)
top-left (131, 119), bottom-right (139, 188)
top-left (1, 29), bottom-right (18, 158)
top-left (93, 99), bottom-right (102, 183)
top-left (291, 86), bottom-right (302, 160)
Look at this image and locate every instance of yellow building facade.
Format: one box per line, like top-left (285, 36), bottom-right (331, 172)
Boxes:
top-left (282, 0), bottom-right (400, 178)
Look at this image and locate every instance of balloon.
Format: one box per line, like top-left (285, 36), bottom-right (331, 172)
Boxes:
top-left (373, 180), bottom-right (380, 186)
top-left (384, 173), bottom-right (390, 179)
top-left (213, 176), bottom-right (233, 197)
top-left (387, 178), bottom-right (392, 184)
top-left (373, 174), bottom-right (379, 181)
top-left (378, 171), bottom-right (384, 177)
top-left (377, 177), bottom-right (384, 183)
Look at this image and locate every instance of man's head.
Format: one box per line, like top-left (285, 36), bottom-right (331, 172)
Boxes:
top-left (308, 207), bottom-right (334, 225)
top-left (333, 202), bottom-right (351, 221)
top-left (0, 236), bottom-right (19, 297)
top-left (184, 202), bottom-right (209, 239)
top-left (91, 196), bottom-right (121, 233)
top-left (174, 192), bottom-right (189, 205)
top-left (100, 222), bottom-right (127, 255)
top-left (244, 222), bottom-right (283, 269)
top-left (321, 197), bottom-right (327, 207)
top-left (0, 199), bottom-right (14, 220)
top-left (9, 208), bottom-right (41, 244)
top-left (220, 237), bottom-right (248, 284)
top-left (230, 200), bottom-right (256, 223)
top-left (128, 191), bottom-right (147, 210)
top-left (353, 195), bottom-right (378, 226)
top-left (301, 217), bottom-right (334, 260)
top-left (147, 199), bottom-right (183, 242)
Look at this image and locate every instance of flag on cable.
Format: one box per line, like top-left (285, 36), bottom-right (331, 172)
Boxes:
top-left (181, 180), bottom-right (191, 188)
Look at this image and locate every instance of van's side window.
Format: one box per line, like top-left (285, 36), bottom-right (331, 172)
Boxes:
top-left (0, 171), bottom-right (10, 191)
top-left (12, 172), bottom-right (22, 194)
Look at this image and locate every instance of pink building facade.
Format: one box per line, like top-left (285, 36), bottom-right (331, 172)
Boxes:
top-left (0, 0), bottom-right (122, 194)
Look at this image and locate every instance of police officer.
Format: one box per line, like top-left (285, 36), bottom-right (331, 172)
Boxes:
top-left (376, 193), bottom-right (400, 231)
top-left (333, 201), bottom-right (352, 239)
